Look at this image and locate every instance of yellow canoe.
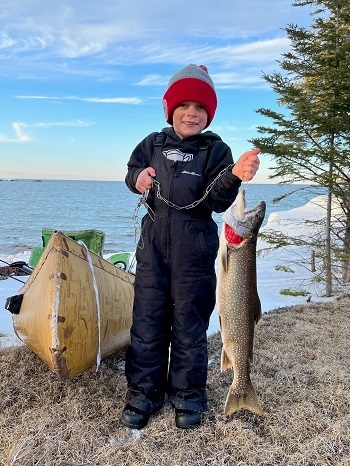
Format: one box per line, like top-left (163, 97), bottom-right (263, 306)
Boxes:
top-left (9, 231), bottom-right (135, 380)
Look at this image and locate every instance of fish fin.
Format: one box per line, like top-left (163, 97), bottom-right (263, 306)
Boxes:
top-left (254, 298), bottom-right (262, 324)
top-left (220, 347), bottom-right (232, 372)
top-left (224, 381), bottom-right (263, 416)
top-left (219, 245), bottom-right (228, 273)
top-left (219, 226), bottom-right (228, 272)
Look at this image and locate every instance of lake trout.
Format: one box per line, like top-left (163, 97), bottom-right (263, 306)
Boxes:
top-left (216, 189), bottom-right (266, 416)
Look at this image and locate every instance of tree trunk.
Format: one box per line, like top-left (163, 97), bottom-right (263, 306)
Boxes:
top-left (341, 208), bottom-right (350, 283)
top-left (325, 170), bottom-right (333, 297)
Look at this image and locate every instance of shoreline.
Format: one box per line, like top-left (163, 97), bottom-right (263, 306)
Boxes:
top-left (1, 296), bottom-right (349, 465)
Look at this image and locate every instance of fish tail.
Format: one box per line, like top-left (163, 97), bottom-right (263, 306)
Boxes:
top-left (224, 381), bottom-right (263, 416)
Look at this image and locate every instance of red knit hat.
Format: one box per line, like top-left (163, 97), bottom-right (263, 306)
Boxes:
top-left (162, 64), bottom-right (217, 128)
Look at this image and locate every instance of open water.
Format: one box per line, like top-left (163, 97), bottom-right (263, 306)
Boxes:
top-left (0, 179), bottom-right (325, 258)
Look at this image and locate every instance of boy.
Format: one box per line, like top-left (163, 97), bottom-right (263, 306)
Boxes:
top-left (123, 64), bottom-right (259, 429)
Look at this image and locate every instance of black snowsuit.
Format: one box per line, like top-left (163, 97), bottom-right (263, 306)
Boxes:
top-left (125, 127), bottom-right (241, 413)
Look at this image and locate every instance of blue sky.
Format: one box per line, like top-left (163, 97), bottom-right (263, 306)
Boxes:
top-left (0, 0), bottom-right (313, 182)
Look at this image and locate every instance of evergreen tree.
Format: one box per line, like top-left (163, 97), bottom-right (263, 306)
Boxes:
top-left (251, 0), bottom-right (350, 296)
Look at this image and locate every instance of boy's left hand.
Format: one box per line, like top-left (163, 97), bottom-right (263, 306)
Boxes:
top-left (232, 148), bottom-right (260, 181)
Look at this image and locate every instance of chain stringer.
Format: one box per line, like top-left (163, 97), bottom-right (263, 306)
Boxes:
top-left (152, 164), bottom-right (232, 210)
top-left (132, 165), bottom-right (232, 247)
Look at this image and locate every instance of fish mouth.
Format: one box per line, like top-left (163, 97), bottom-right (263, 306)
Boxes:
top-left (222, 190), bottom-right (266, 242)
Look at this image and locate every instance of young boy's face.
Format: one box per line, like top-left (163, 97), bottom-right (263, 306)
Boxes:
top-left (172, 101), bottom-right (208, 139)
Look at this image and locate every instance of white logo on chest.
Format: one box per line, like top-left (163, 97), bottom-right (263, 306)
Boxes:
top-left (162, 149), bottom-right (194, 162)
top-left (181, 170), bottom-right (201, 176)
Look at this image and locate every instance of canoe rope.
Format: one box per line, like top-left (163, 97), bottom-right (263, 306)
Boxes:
top-left (78, 241), bottom-right (101, 371)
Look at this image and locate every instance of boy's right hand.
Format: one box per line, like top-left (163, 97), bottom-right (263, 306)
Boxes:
top-left (136, 167), bottom-right (156, 194)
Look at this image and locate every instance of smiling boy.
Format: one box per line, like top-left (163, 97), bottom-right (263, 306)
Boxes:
top-left (123, 64), bottom-right (259, 430)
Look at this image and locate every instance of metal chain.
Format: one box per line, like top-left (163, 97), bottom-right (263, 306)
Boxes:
top-left (153, 164), bottom-right (230, 210)
top-left (132, 189), bottom-right (154, 247)
top-left (132, 164), bottom-right (231, 245)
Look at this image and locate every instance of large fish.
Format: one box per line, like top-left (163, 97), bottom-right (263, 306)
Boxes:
top-left (216, 189), bottom-right (266, 416)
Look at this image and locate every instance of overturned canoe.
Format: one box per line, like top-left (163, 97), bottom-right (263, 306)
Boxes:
top-left (6, 231), bottom-right (135, 380)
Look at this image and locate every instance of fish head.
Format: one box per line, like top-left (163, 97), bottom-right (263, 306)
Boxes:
top-left (222, 190), bottom-right (266, 244)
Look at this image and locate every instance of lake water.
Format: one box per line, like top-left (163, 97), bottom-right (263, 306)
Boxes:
top-left (0, 179), bottom-right (330, 342)
top-left (0, 179), bottom-right (324, 258)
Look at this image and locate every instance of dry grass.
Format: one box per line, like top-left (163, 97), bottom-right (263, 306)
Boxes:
top-left (1, 297), bottom-right (349, 466)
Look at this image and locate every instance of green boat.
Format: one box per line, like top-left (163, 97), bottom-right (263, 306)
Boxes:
top-left (29, 229), bottom-right (134, 271)
top-left (29, 229), bottom-right (106, 268)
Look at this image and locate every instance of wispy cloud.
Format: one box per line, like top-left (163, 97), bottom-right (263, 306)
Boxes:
top-left (0, 32), bottom-right (16, 49)
top-left (135, 38), bottom-right (290, 67)
top-left (0, 0), bottom-right (310, 84)
top-left (24, 120), bottom-right (95, 128)
top-left (1, 1), bottom-right (310, 51)
top-left (137, 74), bottom-right (167, 87)
top-left (134, 38), bottom-right (289, 90)
top-left (15, 95), bottom-right (143, 104)
top-left (212, 125), bottom-right (238, 132)
top-left (0, 120), bottom-right (95, 143)
top-left (0, 0), bottom-right (314, 181)
top-left (82, 97), bottom-right (142, 104)
top-left (0, 123), bottom-right (32, 143)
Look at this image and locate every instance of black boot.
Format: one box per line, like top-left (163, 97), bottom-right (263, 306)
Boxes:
top-left (121, 404), bottom-right (151, 430)
top-left (175, 409), bottom-right (203, 429)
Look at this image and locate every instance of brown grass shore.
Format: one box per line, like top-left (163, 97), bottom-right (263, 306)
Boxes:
top-left (1, 297), bottom-right (349, 466)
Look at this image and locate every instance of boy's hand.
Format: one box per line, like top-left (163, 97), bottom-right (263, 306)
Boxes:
top-left (136, 167), bottom-right (156, 194)
top-left (232, 148), bottom-right (260, 181)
